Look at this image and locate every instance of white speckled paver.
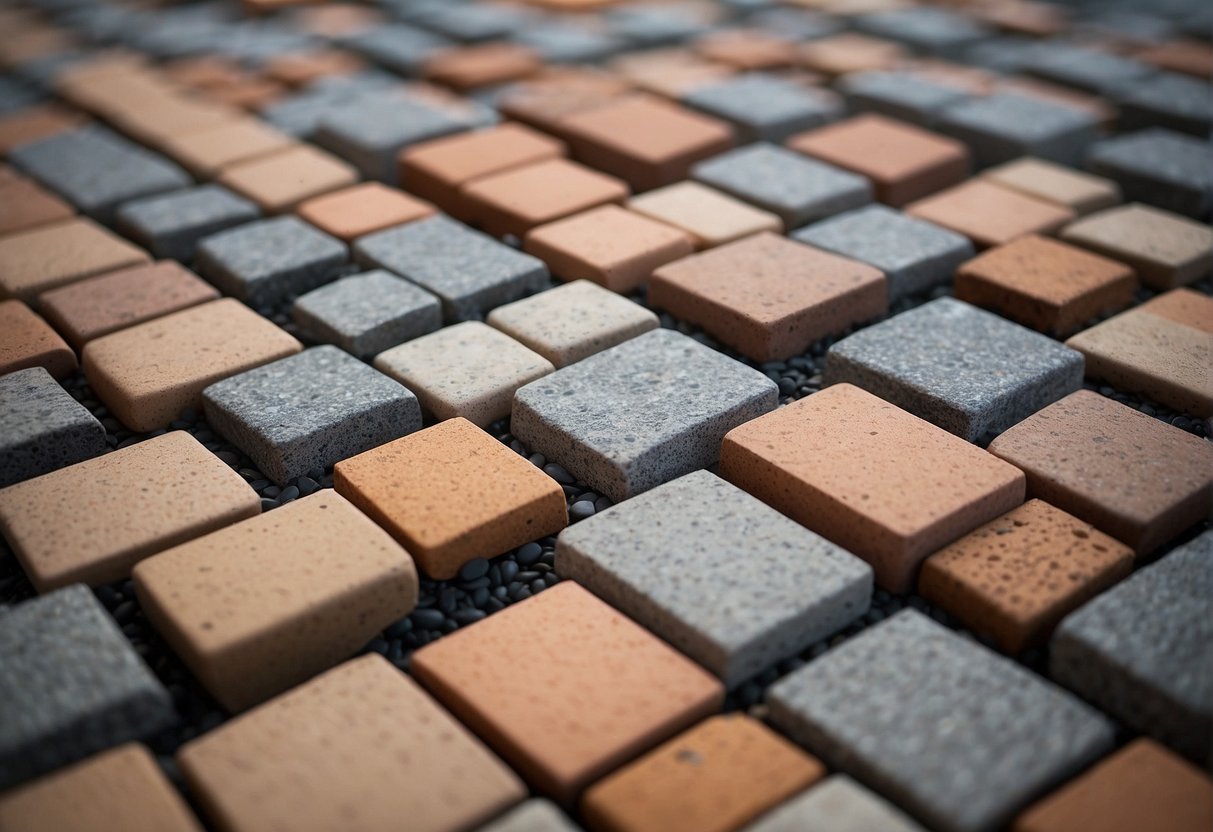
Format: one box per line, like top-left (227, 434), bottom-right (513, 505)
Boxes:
top-left (0, 367), bottom-right (105, 488)
top-left (768, 610), bottom-right (1114, 832)
top-left (937, 92), bottom-right (1101, 167)
top-left (292, 270), bottom-right (442, 360)
top-left (1087, 128), bottom-right (1213, 219)
top-left (742, 775), bottom-right (927, 832)
top-left (115, 185), bottom-right (260, 263)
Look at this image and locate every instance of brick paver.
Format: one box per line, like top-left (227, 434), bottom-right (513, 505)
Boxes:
top-left (0, 299), bottom-right (76, 379)
top-left (0, 217), bottom-right (150, 303)
top-left (937, 92), bottom-right (1101, 167)
top-left (627, 181), bottom-right (781, 249)
top-left (981, 157), bottom-right (1121, 216)
top-left (0, 176), bottom-right (74, 235)
top-left (0, 367), bottom-right (104, 489)
top-left (217, 143), bottom-right (358, 213)
top-left (423, 42), bottom-right (542, 90)
top-left (1087, 129), bottom-right (1212, 219)
top-left (906, 180), bottom-right (1075, 248)
top-left (0, 104), bottom-right (86, 156)
top-left (1060, 203), bottom-right (1212, 289)
top-left (159, 119), bottom-right (297, 178)
top-left (296, 182), bottom-right (436, 242)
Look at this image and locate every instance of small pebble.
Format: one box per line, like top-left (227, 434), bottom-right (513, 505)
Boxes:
top-left (569, 500), bottom-right (595, 521)
top-left (515, 543), bottom-right (542, 566)
top-left (459, 558), bottom-right (490, 582)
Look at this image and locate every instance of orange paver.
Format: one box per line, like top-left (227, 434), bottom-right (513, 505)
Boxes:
top-left (0, 104), bottom-right (87, 156)
top-left (0, 217), bottom-right (150, 303)
top-left (720, 383), bottom-right (1025, 593)
top-left (412, 582), bottom-right (724, 805)
top-left (334, 417), bottom-right (567, 580)
top-left (906, 179), bottom-right (1076, 249)
top-left (627, 181), bottom-right (781, 249)
top-left (160, 119), bottom-right (297, 178)
top-left (0, 177), bottom-right (74, 235)
top-left (1060, 203), bottom-right (1212, 290)
top-left (263, 49), bottom-right (365, 87)
top-left (296, 182), bottom-right (435, 242)
top-left (423, 43), bottom-right (543, 91)
top-left (217, 144), bottom-right (358, 213)
top-left (178, 655), bottom-right (525, 832)
top-left (0, 430), bottom-right (259, 593)
top-left (82, 298), bottom-right (302, 432)
top-left (982, 157), bottom-right (1121, 216)
top-left (497, 75), bottom-right (631, 138)
top-left (610, 49), bottom-right (733, 99)
top-left (694, 29), bottom-right (798, 71)
top-left (0, 300), bottom-right (77, 379)
top-left (799, 33), bottom-right (908, 77)
top-left (461, 158), bottom-right (629, 238)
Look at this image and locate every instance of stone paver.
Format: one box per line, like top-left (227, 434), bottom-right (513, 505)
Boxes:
top-left (0, 367), bottom-right (104, 489)
top-left (178, 655), bottom-right (525, 832)
top-left (1022, 45), bottom-right (1152, 96)
top-left (982, 157), bottom-right (1121, 216)
top-left (742, 775), bottom-right (927, 832)
top-left (423, 42), bottom-right (541, 91)
top-left (681, 74), bottom-right (842, 143)
top-left (1060, 203), bottom-right (1212, 289)
top-left (478, 800), bottom-right (581, 832)
top-left (837, 70), bottom-right (972, 127)
top-left (937, 92), bottom-right (1101, 167)
top-left (0, 104), bottom-right (86, 156)
top-left (769, 610), bottom-right (1114, 832)
top-left (217, 144), bottom-right (358, 214)
top-left (1088, 128), bottom-right (1212, 219)
top-left (159, 119), bottom-right (297, 178)
top-left (627, 181), bottom-right (781, 250)
top-left (115, 185), bottom-right (260, 263)
top-left (0, 176), bottom-right (74, 235)
top-left (907, 179), bottom-right (1075, 248)
top-left (411, 582), bottom-right (724, 803)
top-left (1117, 72), bottom-right (1213, 138)
top-left (296, 182), bottom-right (435, 243)
top-left (855, 7), bottom-right (990, 57)
top-left (0, 299), bottom-right (76, 379)
top-left (0, 217), bottom-right (150, 303)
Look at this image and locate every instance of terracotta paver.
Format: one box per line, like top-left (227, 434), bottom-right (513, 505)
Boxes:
top-left (1060, 203), bottom-right (1212, 290)
top-left (0, 217), bottom-right (150, 303)
top-left (0, 104), bottom-right (87, 156)
top-left (988, 390), bottom-right (1213, 556)
top-left (0, 300), bottom-right (77, 379)
top-left (581, 715), bottom-right (825, 832)
top-left (497, 75), bottom-right (630, 138)
top-left (334, 417), bottom-right (567, 579)
top-left (296, 182), bottom-right (435, 242)
top-left (411, 582), bottom-right (724, 804)
top-left (178, 655), bottom-right (525, 832)
top-left (906, 179), bottom-right (1076, 249)
top-left (788, 114), bottom-right (970, 207)
top-left (217, 144), bottom-right (358, 213)
top-left (0, 430), bottom-right (259, 593)
top-left (720, 383), bottom-right (1025, 593)
top-left (160, 119), bottom-right (297, 178)
top-left (82, 298), bottom-right (302, 432)
top-left (461, 158), bottom-right (629, 238)
top-left (650, 232), bottom-right (887, 362)
top-left (134, 491), bottom-right (418, 712)
top-left (423, 43), bottom-right (542, 91)
top-left (627, 181), bottom-right (781, 249)
top-left (610, 50), bottom-right (733, 99)
top-left (799, 33), bottom-right (908, 77)
top-left (982, 157), bottom-right (1121, 216)
top-left (954, 234), bottom-right (1136, 336)
top-left (0, 177), bottom-right (74, 235)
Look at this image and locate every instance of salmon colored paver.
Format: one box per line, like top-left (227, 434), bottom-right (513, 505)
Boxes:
top-left (906, 180), bottom-right (1076, 249)
top-left (919, 499), bottom-right (1134, 654)
top-left (695, 29), bottom-right (798, 70)
top-left (787, 114), bottom-right (971, 208)
top-left (954, 234), bottom-right (1137, 336)
top-left (799, 34), bottom-right (908, 77)
top-left (0, 217), bottom-right (150, 303)
top-left (411, 582), bottom-right (724, 805)
top-left (159, 118), bottom-right (297, 178)
top-left (627, 181), bottom-right (782, 249)
top-left (1060, 203), bottom-right (1213, 290)
top-left (262, 49), bottom-right (365, 88)
top-left (1013, 739), bottom-right (1213, 832)
top-left (0, 744), bottom-right (203, 832)
top-left (82, 298), bottom-right (302, 432)
top-left (0, 177), bottom-right (74, 235)
top-left (720, 383), bottom-right (1025, 593)
top-left (498, 76), bottom-right (630, 138)
top-left (296, 182), bottom-right (435, 242)
top-left (981, 157), bottom-right (1121, 216)
top-left (0, 300), bottom-right (77, 379)
top-left (581, 714), bottom-right (824, 832)
top-left (988, 390), bottom-right (1213, 556)
top-left (0, 431), bottom-right (259, 593)
top-left (334, 417), bottom-right (567, 580)
top-left (177, 655), bottom-right (526, 832)
top-left (649, 232), bottom-right (887, 362)
top-left (134, 491), bottom-right (418, 712)
top-left (217, 143), bottom-right (358, 213)
top-left (423, 43), bottom-right (543, 91)
top-left (610, 50), bottom-right (733, 99)
top-left (0, 104), bottom-right (87, 156)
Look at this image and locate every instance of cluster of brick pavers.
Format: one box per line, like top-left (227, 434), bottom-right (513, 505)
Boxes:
top-left (0, 0), bottom-right (1212, 830)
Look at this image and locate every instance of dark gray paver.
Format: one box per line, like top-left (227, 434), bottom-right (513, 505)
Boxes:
top-left (1022, 45), bottom-right (1154, 96)
top-left (1087, 129), bottom-right (1213, 219)
top-left (937, 92), bottom-right (1101, 168)
top-left (837, 71), bottom-right (973, 128)
top-left (292, 270), bottom-right (442, 360)
top-left (0, 584), bottom-right (175, 791)
top-left (0, 367), bottom-right (106, 488)
top-left (202, 345), bottom-right (422, 485)
top-left (411, 2), bottom-right (536, 42)
top-left (115, 185), bottom-right (260, 264)
top-left (1116, 72), bottom-right (1213, 137)
top-left (748, 8), bottom-right (844, 40)
top-left (344, 24), bottom-right (453, 74)
top-left (768, 610), bottom-right (1114, 832)
top-left (854, 8), bottom-right (991, 58)
top-left (824, 297), bottom-right (1085, 442)
top-left (743, 775), bottom-right (927, 832)
top-left (0, 77), bottom-right (43, 116)
top-left (681, 74), bottom-right (843, 143)
top-left (260, 76), bottom-right (398, 139)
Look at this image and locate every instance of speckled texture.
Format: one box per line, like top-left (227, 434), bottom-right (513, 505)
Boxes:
top-left (216, 144), bottom-right (358, 213)
top-left (159, 119), bottom-right (297, 178)
top-left (1117, 72), bottom-right (1213, 138)
top-left (988, 391), bottom-right (1213, 555)
top-left (1022, 45), bottom-right (1153, 96)
top-left (982, 157), bottom-right (1121, 216)
top-left (937, 92), bottom-right (1100, 168)
top-left (681, 74), bottom-right (842, 143)
top-left (0, 585), bottom-right (175, 791)
top-left (479, 800), bottom-right (581, 832)
top-left (411, 582), bottom-right (724, 804)
top-left (837, 70), bottom-right (972, 127)
top-left (114, 185), bottom-right (260, 264)
top-left (768, 610), bottom-right (1114, 832)
top-left (1051, 533), bottom-right (1213, 764)
top-left (0, 300), bottom-right (76, 379)
top-left (355, 214), bottom-right (549, 322)
top-left (0, 217), bottom-right (150, 303)
top-left (627, 181), bottom-right (781, 250)
top-left (0, 177), bottom-right (74, 236)
top-left (513, 328), bottom-right (778, 503)
top-left (743, 775), bottom-right (928, 832)
top-left (291, 270), bottom-right (442, 359)
top-left (0, 367), bottom-right (105, 489)
top-left (1088, 129), bottom-right (1213, 219)
top-left (178, 655), bottom-right (525, 832)
top-left (907, 180), bottom-right (1075, 248)
top-left (1061, 204), bottom-right (1212, 289)
top-left (855, 7), bottom-right (990, 56)
top-left (296, 182), bottom-right (435, 243)
top-left (0, 104), bottom-right (86, 156)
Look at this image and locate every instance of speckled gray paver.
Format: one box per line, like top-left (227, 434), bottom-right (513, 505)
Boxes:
top-left (292, 270), bottom-right (442, 360)
top-left (0, 584), bottom-right (175, 791)
top-left (794, 205), bottom-right (973, 300)
top-left (345, 24), bottom-right (452, 74)
top-left (1087, 129), bottom-right (1213, 219)
top-left (1022, 45), bottom-right (1154, 96)
top-left (692, 143), bottom-right (872, 230)
top-left (825, 297), bottom-right (1084, 442)
top-left (0, 77), bottom-right (43, 116)
top-left (196, 216), bottom-right (349, 310)
top-left (478, 799), bottom-right (582, 832)
top-left (1051, 531), bottom-right (1213, 765)
top-left (412, 2), bottom-right (536, 41)
top-left (1117, 72), bottom-right (1213, 137)
top-left (202, 345), bottom-right (421, 485)
top-left (0, 368), bottom-right (106, 489)
top-left (115, 185), bottom-right (260, 263)
top-left (838, 71), bottom-right (974, 127)
top-left (937, 92), bottom-right (1101, 168)
top-left (768, 610), bottom-right (1114, 832)
top-left (681, 74), bottom-right (842, 143)
top-left (512, 328), bottom-right (778, 503)
top-left (354, 215), bottom-right (549, 322)
top-left (557, 470), bottom-right (871, 687)
top-left (854, 7), bottom-right (991, 57)
top-left (513, 22), bottom-right (625, 64)
top-left (742, 775), bottom-right (927, 832)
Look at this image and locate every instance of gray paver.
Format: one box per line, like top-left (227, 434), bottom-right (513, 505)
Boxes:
top-left (824, 297), bottom-right (1085, 442)
top-left (742, 775), bottom-right (927, 832)
top-left (1023, 45), bottom-right (1154, 96)
top-left (557, 470), bottom-right (872, 687)
top-left (512, 328), bottom-right (778, 502)
top-left (1087, 129), bottom-right (1213, 219)
top-left (202, 345), bottom-right (421, 485)
top-left (1117, 72), bottom-right (1213, 138)
top-left (477, 799), bottom-right (582, 832)
top-left (681, 74), bottom-right (843, 143)
top-left (938, 92), bottom-right (1101, 168)
top-left (345, 24), bottom-right (453, 74)
top-left (292, 270), bottom-right (442, 360)
top-left (854, 8), bottom-right (991, 57)
top-left (0, 584), bottom-right (175, 791)
top-left (606, 5), bottom-right (715, 46)
top-left (838, 71), bottom-right (973, 127)
top-left (513, 22), bottom-right (625, 64)
top-left (0, 77), bottom-right (43, 116)
top-left (115, 185), bottom-right (260, 264)
top-left (748, 8), bottom-right (844, 40)
top-left (0, 367), bottom-right (106, 488)
top-left (412, 3), bottom-right (536, 42)
top-left (1051, 531), bottom-right (1213, 765)
top-left (768, 610), bottom-right (1114, 832)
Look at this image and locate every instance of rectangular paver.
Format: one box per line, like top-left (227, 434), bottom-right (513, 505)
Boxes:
top-left (0, 216), bottom-right (150, 303)
top-left (295, 182), bottom-right (435, 243)
top-left (0, 176), bottom-right (74, 236)
top-left (627, 181), bottom-right (781, 250)
top-left (981, 157), bottom-right (1121, 216)
top-left (907, 179), bottom-right (1075, 248)
top-left (216, 144), bottom-right (358, 214)
top-left (1060, 203), bottom-right (1212, 290)
top-left (937, 92), bottom-right (1101, 167)
top-left (158, 118), bottom-right (297, 178)
top-left (1087, 128), bottom-right (1212, 219)
top-left (681, 73), bottom-right (842, 143)
top-left (0, 299), bottom-right (77, 379)
top-left (114, 184), bottom-right (260, 264)
top-left (0, 367), bottom-right (104, 489)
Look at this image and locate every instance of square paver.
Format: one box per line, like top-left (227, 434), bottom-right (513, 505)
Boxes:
top-left (982, 157), bottom-right (1121, 216)
top-left (0, 176), bottom-right (74, 236)
top-left (345, 24), bottom-right (453, 76)
top-left (837, 70), bottom-right (973, 127)
top-left (159, 118), bottom-right (297, 178)
top-left (627, 181), bottom-right (781, 249)
top-left (0, 367), bottom-right (105, 489)
top-left (114, 184), bottom-right (260, 263)
top-left (855, 7), bottom-right (991, 57)
top-left (907, 180), bottom-right (1075, 248)
top-left (937, 92), bottom-right (1101, 167)
top-left (0, 299), bottom-right (77, 379)
top-left (0, 103), bottom-right (86, 156)
top-left (1060, 203), bottom-right (1212, 289)
top-left (1087, 129), bottom-right (1212, 219)
top-left (1117, 71), bottom-right (1213, 137)
top-left (681, 74), bottom-right (842, 143)
top-left (422, 42), bottom-right (542, 91)
top-left (799, 33), bottom-right (908, 77)
top-left (216, 144), bottom-right (358, 214)
top-left (295, 182), bottom-right (435, 243)
top-left (745, 775), bottom-right (928, 832)
top-left (512, 328), bottom-right (778, 503)
top-left (1022, 44), bottom-right (1154, 96)
top-left (0, 216), bottom-right (150, 303)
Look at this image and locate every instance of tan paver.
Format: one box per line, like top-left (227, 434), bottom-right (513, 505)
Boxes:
top-left (82, 298), bottom-right (302, 432)
top-left (799, 33), bottom-right (908, 77)
top-left (178, 654), bottom-right (525, 832)
top-left (906, 180), bottom-right (1075, 249)
top-left (720, 383), bottom-right (1025, 593)
top-left (217, 144), bottom-right (357, 214)
top-left (296, 182), bottom-right (435, 242)
top-left (0, 217), bottom-right (150, 303)
top-left (262, 49), bottom-right (366, 88)
top-left (1060, 203), bottom-right (1212, 290)
top-left (982, 157), bottom-right (1121, 216)
top-left (0, 177), bottom-right (74, 235)
top-left (0, 430), bottom-right (259, 593)
top-left (412, 582), bottom-right (724, 804)
top-left (423, 43), bottom-right (543, 91)
top-left (695, 29), bottom-right (798, 70)
top-left (610, 49), bottom-right (733, 99)
top-left (160, 118), bottom-right (297, 178)
top-left (497, 74), bottom-right (630, 139)
top-left (0, 104), bottom-right (87, 156)
top-left (0, 300), bottom-right (77, 379)
top-left (628, 181), bottom-right (781, 249)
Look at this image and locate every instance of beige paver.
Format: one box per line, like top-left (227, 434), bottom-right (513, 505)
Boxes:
top-left (262, 49), bottom-right (366, 88)
top-left (906, 180), bottom-right (1075, 249)
top-left (159, 118), bottom-right (297, 178)
top-left (1060, 203), bottom-right (1213, 290)
top-left (0, 217), bottom-right (150, 303)
top-left (296, 182), bottom-right (435, 242)
top-left (628, 181), bottom-right (781, 249)
top-left (217, 144), bottom-right (357, 213)
top-left (0, 299), bottom-right (77, 379)
top-left (0, 177), bottom-right (74, 235)
top-left (695, 29), bottom-right (798, 70)
top-left (982, 157), bottom-right (1121, 216)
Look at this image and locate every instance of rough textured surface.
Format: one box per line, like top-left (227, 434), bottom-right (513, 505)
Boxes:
top-left (216, 144), bottom-right (358, 213)
top-left (937, 92), bottom-right (1101, 167)
top-left (982, 157), bottom-right (1120, 216)
top-left (838, 70), bottom-right (972, 127)
top-left (1087, 129), bottom-right (1212, 219)
top-left (291, 270), bottom-right (442, 359)
top-left (0, 217), bottom-right (150, 303)
top-left (743, 775), bottom-right (928, 832)
top-left (627, 181), bottom-right (781, 249)
top-left (682, 73), bottom-right (842, 142)
top-left (906, 180), bottom-right (1075, 248)
top-left (296, 182), bottom-right (435, 242)
top-left (159, 119), bottom-right (296, 178)
top-left (1060, 203), bottom-right (1212, 289)
top-left (115, 185), bottom-right (260, 263)
top-left (0, 299), bottom-right (77, 379)
top-left (0, 367), bottom-right (105, 489)
top-left (0, 176), bottom-right (74, 236)
top-left (1117, 71), bottom-right (1213, 137)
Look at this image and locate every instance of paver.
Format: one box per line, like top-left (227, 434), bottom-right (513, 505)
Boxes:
top-left (355, 214), bottom-right (549, 322)
top-left (1022, 45), bottom-right (1154, 96)
top-left (160, 118), bottom-right (297, 178)
top-left (413, 2), bottom-right (537, 42)
top-left (263, 49), bottom-right (366, 88)
top-left (936, 92), bottom-right (1101, 167)
top-left (836, 70), bottom-right (973, 127)
top-left (217, 144), bottom-right (358, 214)
top-left (0, 367), bottom-right (104, 489)
top-left (627, 181), bottom-right (781, 250)
top-left (83, 298), bottom-right (302, 432)
top-left (1136, 38), bottom-right (1213, 79)
top-left (692, 143), bottom-right (872, 229)
top-left (334, 417), bottom-right (567, 579)
top-left (768, 610), bottom-right (1113, 832)
top-left (1051, 532), bottom-right (1213, 764)
top-left (981, 157), bottom-right (1121, 216)
top-left (609, 49), bottom-right (733, 98)
top-left (720, 383), bottom-right (1025, 593)
top-left (799, 33), bottom-right (908, 78)
top-left (988, 390), bottom-right (1213, 555)
top-left (411, 581), bottom-right (723, 804)
top-left (514, 21), bottom-right (625, 64)
top-left (651, 232), bottom-right (887, 362)
top-left (498, 74), bottom-right (630, 135)
top-left (0, 176), bottom-right (74, 235)
top-left (906, 179), bottom-right (1075, 248)
top-left (1116, 72), bottom-right (1213, 137)
top-left (345, 24), bottom-right (453, 76)
top-left (0, 300), bottom-right (76, 379)
top-left (0, 217), bottom-right (150, 303)
top-left (1087, 129), bottom-right (1212, 219)
top-left (742, 775), bottom-right (928, 832)
top-left (681, 74), bottom-right (841, 143)
top-left (693, 29), bottom-right (797, 70)
top-left (1060, 203), bottom-right (1212, 289)
top-left (855, 7), bottom-right (991, 57)
top-left (114, 185), bottom-right (260, 263)
top-left (178, 655), bottom-right (525, 832)
top-left (513, 328), bottom-right (778, 503)
top-left (0, 585), bottom-right (175, 791)
top-left (423, 42), bottom-right (542, 90)
top-left (296, 182), bottom-right (435, 243)
top-left (0, 104), bottom-right (86, 156)
top-left (479, 800), bottom-right (581, 832)
top-left (582, 715), bottom-right (825, 832)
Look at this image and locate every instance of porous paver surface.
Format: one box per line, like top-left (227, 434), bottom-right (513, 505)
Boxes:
top-left (411, 582), bottom-right (724, 804)
top-left (0, 585), bottom-right (175, 791)
top-left (0, 176), bottom-right (74, 235)
top-left (1051, 533), bottom-right (1213, 764)
top-left (296, 182), bottom-right (436, 243)
top-left (720, 383), bottom-right (1025, 593)
top-left (115, 185), bottom-right (260, 263)
top-left (216, 144), bottom-right (358, 214)
top-left (0, 217), bottom-right (150, 303)
top-left (177, 655), bottom-right (526, 832)
top-left (836, 70), bottom-right (972, 127)
top-left (906, 179), bottom-right (1075, 248)
top-left (0, 104), bottom-right (86, 157)
top-left (936, 92), bottom-right (1101, 167)
top-left (1117, 71), bottom-right (1213, 137)
top-left (334, 417), bottom-right (567, 579)
top-left (627, 181), bottom-right (781, 249)
top-left (742, 775), bottom-right (928, 832)
top-left (512, 328), bottom-right (778, 503)
top-left (0, 299), bottom-right (76, 379)
top-left (478, 800), bottom-right (582, 832)
top-left (982, 157), bottom-right (1121, 216)
top-left (159, 119), bottom-right (297, 178)
top-left (681, 74), bottom-right (842, 143)
top-left (768, 610), bottom-right (1115, 832)
top-left (0, 367), bottom-right (105, 488)
top-left (1060, 203), bottom-right (1212, 289)
top-left (1087, 129), bottom-right (1213, 219)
